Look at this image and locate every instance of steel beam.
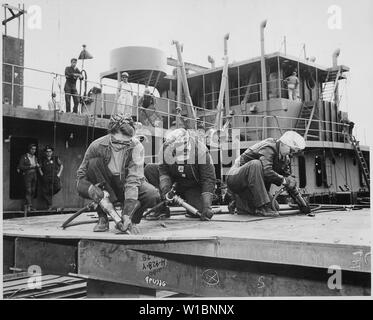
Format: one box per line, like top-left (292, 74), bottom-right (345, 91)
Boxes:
top-left (117, 237), bottom-right (371, 273)
top-left (86, 279), bottom-right (156, 298)
top-left (78, 240), bottom-right (370, 297)
top-left (3, 237), bottom-right (15, 274)
top-left (14, 238), bottom-right (78, 275)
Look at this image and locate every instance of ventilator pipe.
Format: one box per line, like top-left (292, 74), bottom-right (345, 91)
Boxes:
top-left (332, 48), bottom-right (340, 68)
top-left (224, 33), bottom-right (230, 56)
top-left (208, 55), bottom-right (215, 68)
top-left (260, 20), bottom-right (268, 138)
top-left (260, 20), bottom-right (267, 101)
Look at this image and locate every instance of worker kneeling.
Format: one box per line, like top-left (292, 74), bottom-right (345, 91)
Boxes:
top-left (144, 128), bottom-right (216, 221)
top-left (227, 131), bottom-right (305, 216)
top-left (76, 113), bottom-right (160, 233)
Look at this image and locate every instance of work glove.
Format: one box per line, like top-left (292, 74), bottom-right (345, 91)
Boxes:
top-left (122, 199), bottom-right (141, 222)
top-left (201, 193), bottom-right (214, 221)
top-left (283, 176), bottom-right (297, 190)
top-left (88, 183), bottom-right (105, 203)
top-left (159, 175), bottom-right (172, 200)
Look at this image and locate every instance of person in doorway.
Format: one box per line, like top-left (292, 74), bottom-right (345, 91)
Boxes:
top-left (64, 58), bottom-right (83, 113)
top-left (17, 144), bottom-right (42, 212)
top-left (76, 113), bottom-right (160, 233)
top-left (226, 131), bottom-right (305, 216)
top-left (116, 72), bottom-right (134, 117)
top-left (219, 182), bottom-right (233, 205)
top-left (144, 128), bottom-right (216, 221)
top-left (285, 71), bottom-right (299, 101)
top-left (39, 146), bottom-right (63, 210)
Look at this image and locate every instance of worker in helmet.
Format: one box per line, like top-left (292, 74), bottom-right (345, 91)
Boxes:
top-left (76, 113), bottom-right (160, 233)
top-left (226, 131), bottom-right (306, 216)
top-left (116, 72), bottom-right (134, 117)
top-left (144, 128), bottom-right (216, 221)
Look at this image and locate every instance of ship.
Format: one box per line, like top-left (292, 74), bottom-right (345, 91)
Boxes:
top-left (2, 6), bottom-right (370, 298)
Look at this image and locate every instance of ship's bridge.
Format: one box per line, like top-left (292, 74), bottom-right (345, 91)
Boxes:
top-left (155, 51), bottom-right (351, 147)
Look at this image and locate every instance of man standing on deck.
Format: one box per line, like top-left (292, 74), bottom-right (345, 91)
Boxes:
top-left (17, 144), bottom-right (43, 212)
top-left (226, 131), bottom-right (305, 216)
top-left (144, 128), bottom-right (216, 221)
top-left (76, 113), bottom-right (160, 233)
top-left (64, 58), bottom-right (83, 113)
top-left (285, 71), bottom-right (299, 101)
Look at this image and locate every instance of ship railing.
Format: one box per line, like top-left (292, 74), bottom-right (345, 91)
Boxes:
top-left (221, 113), bottom-right (350, 143)
top-left (2, 62), bottom-right (216, 128)
top-left (1, 62), bottom-right (350, 143)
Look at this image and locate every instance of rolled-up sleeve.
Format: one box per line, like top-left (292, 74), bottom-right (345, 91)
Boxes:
top-left (124, 142), bottom-right (144, 200)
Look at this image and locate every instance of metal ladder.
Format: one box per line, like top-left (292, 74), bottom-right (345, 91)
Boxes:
top-left (295, 101), bottom-right (319, 140)
top-left (321, 66), bottom-right (341, 103)
top-left (349, 134), bottom-right (370, 190)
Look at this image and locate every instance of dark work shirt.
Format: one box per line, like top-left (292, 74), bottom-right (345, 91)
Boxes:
top-left (139, 95), bottom-right (155, 109)
top-left (65, 66), bottom-right (81, 87)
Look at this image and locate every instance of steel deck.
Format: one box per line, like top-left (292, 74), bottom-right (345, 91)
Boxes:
top-left (3, 208), bottom-right (371, 297)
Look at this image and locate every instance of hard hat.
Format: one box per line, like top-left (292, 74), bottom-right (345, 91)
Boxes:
top-left (278, 131), bottom-right (305, 152)
top-left (164, 128), bottom-right (189, 143)
top-left (121, 72), bottom-right (129, 77)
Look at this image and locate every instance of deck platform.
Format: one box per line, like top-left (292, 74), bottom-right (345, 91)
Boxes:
top-left (3, 208), bottom-right (371, 297)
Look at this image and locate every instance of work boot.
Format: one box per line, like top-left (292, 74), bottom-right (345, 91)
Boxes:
top-left (93, 207), bottom-right (109, 232)
top-left (254, 203), bottom-right (279, 217)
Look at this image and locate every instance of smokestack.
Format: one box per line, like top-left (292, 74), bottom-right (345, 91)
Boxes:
top-left (260, 20), bottom-right (267, 102)
top-left (207, 55), bottom-right (215, 68)
top-left (332, 48), bottom-right (340, 68)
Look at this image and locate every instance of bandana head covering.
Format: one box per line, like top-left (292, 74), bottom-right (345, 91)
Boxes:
top-left (108, 113), bottom-right (135, 137)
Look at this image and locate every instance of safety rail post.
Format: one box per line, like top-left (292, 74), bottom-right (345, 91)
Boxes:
top-left (100, 79), bottom-right (104, 118)
top-left (11, 65), bottom-right (15, 106)
top-left (167, 99), bottom-right (171, 129)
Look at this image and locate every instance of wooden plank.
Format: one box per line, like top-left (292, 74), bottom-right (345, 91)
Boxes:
top-left (3, 276), bottom-right (81, 294)
top-left (78, 241), bottom-right (370, 296)
top-left (13, 282), bottom-right (87, 299)
top-left (3, 274), bottom-right (61, 288)
top-left (14, 238), bottom-right (78, 275)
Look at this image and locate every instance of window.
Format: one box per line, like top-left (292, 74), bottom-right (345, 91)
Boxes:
top-left (298, 156), bottom-right (307, 188)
